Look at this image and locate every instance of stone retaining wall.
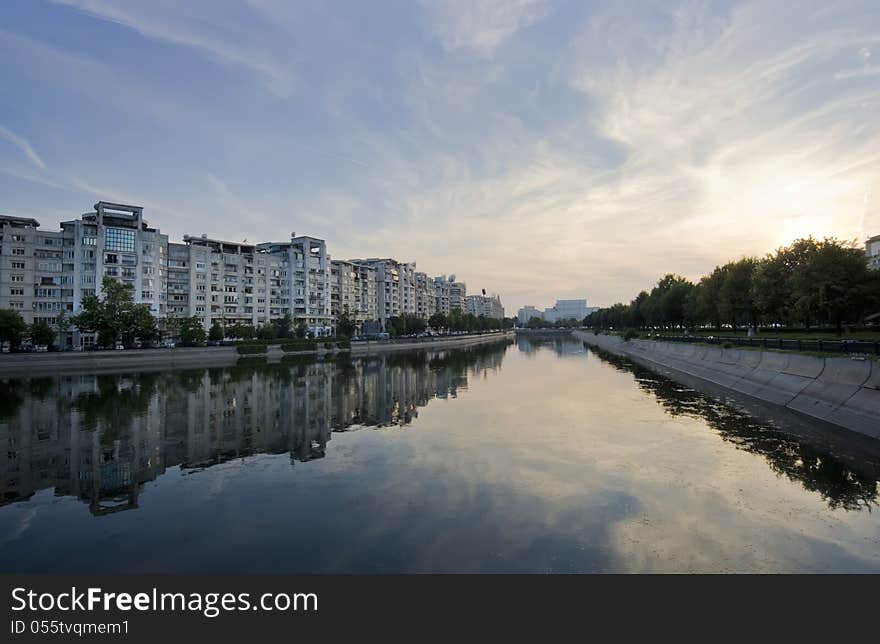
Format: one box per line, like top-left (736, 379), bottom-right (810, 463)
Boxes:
top-left (575, 331), bottom-right (880, 440)
top-left (0, 331), bottom-right (514, 377)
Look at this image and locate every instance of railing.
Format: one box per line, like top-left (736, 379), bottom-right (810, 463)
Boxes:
top-left (654, 334), bottom-right (880, 355)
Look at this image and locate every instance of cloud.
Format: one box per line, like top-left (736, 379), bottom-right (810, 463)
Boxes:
top-left (0, 125), bottom-right (46, 169)
top-left (51, 0), bottom-right (300, 96)
top-left (420, 0), bottom-right (552, 56)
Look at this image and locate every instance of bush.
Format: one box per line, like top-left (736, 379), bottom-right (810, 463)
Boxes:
top-left (593, 329), bottom-right (600, 336)
top-left (722, 341), bottom-right (734, 349)
top-left (337, 340), bottom-right (351, 350)
top-left (323, 341), bottom-right (335, 350)
top-left (281, 341), bottom-right (317, 353)
top-left (623, 328), bottom-right (639, 341)
top-left (236, 344), bottom-right (267, 355)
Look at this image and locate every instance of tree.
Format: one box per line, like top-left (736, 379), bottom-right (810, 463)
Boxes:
top-left (718, 258), bottom-right (757, 331)
top-left (428, 312), bottom-right (447, 330)
top-left (176, 316), bottom-right (206, 346)
top-left (208, 322), bottom-right (224, 342)
top-left (526, 316), bottom-right (544, 329)
top-left (258, 323), bottom-right (278, 340)
top-left (125, 304), bottom-right (158, 345)
top-left (790, 238), bottom-right (874, 332)
top-left (272, 313), bottom-right (293, 339)
top-left (56, 309), bottom-right (71, 348)
top-left (29, 320), bottom-right (56, 347)
top-left (295, 322), bottom-right (309, 338)
top-left (337, 307), bottom-right (356, 338)
top-left (0, 309), bottom-right (27, 349)
top-left (71, 279), bottom-right (158, 347)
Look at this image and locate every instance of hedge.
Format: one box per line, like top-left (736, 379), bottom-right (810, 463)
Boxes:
top-left (281, 342), bottom-right (317, 353)
top-left (236, 344), bottom-right (267, 355)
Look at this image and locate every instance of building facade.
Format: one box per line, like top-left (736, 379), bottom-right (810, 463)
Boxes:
top-left (867, 235), bottom-right (880, 270)
top-left (465, 293), bottom-right (504, 319)
top-left (331, 259), bottom-right (378, 330)
top-left (1, 201), bottom-right (502, 342)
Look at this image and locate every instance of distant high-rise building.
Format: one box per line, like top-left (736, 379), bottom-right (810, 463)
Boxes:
top-left (867, 234), bottom-right (880, 270)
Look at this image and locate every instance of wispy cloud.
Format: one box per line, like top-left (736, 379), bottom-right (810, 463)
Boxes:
top-left (2, 0), bottom-right (879, 311)
top-left (0, 125), bottom-right (46, 169)
top-left (51, 0), bottom-right (300, 96)
top-left (420, 0), bottom-right (553, 56)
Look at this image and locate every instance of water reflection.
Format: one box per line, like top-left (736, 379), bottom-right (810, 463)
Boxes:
top-left (0, 342), bottom-right (509, 516)
top-left (584, 343), bottom-right (880, 512)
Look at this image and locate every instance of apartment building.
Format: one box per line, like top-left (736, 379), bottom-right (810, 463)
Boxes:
top-left (350, 258), bottom-right (402, 330)
top-left (0, 215), bottom-right (64, 327)
top-left (868, 234), bottom-right (880, 270)
top-left (415, 271), bottom-right (436, 320)
top-left (465, 293), bottom-right (504, 319)
top-left (256, 235), bottom-right (333, 336)
top-left (433, 275), bottom-right (466, 314)
top-left (1, 200), bottom-right (499, 340)
top-left (61, 202), bottom-right (169, 323)
top-left (331, 259), bottom-right (378, 329)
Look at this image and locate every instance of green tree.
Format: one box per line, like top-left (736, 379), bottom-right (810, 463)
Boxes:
top-left (0, 309), bottom-right (27, 349)
top-left (208, 322), bottom-right (224, 342)
top-left (295, 322), bottom-right (309, 338)
top-left (526, 316), bottom-right (544, 329)
top-left (176, 316), bottom-right (206, 346)
top-left (71, 279), bottom-right (158, 347)
top-left (790, 238), bottom-right (874, 332)
top-left (337, 307), bottom-right (356, 338)
top-left (718, 258), bottom-right (758, 331)
top-left (258, 323), bottom-right (278, 340)
top-left (29, 320), bottom-right (56, 346)
top-left (428, 312), bottom-right (447, 330)
top-left (272, 313), bottom-right (293, 339)
top-left (56, 309), bottom-right (71, 348)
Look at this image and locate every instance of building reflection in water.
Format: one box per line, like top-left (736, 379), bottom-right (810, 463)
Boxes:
top-left (586, 343), bottom-right (880, 512)
top-left (0, 342), bottom-right (510, 515)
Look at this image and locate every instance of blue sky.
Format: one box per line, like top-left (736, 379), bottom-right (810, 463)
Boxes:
top-left (1, 0), bottom-right (878, 311)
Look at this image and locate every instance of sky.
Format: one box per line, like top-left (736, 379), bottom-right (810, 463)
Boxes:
top-left (1, 0), bottom-right (879, 311)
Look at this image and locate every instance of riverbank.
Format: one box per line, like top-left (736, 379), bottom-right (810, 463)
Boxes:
top-left (0, 331), bottom-right (514, 377)
top-left (575, 331), bottom-right (880, 440)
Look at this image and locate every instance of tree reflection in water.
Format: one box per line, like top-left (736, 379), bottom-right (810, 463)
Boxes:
top-left (586, 344), bottom-right (880, 512)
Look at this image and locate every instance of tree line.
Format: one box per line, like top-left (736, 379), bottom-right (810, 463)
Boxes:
top-left (586, 237), bottom-right (880, 333)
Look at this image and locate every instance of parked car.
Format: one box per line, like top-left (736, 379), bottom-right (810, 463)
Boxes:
top-left (115, 343), bottom-right (125, 350)
top-left (34, 345), bottom-right (48, 352)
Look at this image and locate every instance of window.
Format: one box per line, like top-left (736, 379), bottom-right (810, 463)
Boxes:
top-left (10, 288), bottom-right (24, 296)
top-left (11, 261), bottom-right (25, 269)
top-left (12, 248), bottom-right (25, 256)
top-left (11, 275), bottom-right (24, 283)
top-left (82, 236), bottom-right (97, 246)
top-left (104, 227), bottom-right (136, 252)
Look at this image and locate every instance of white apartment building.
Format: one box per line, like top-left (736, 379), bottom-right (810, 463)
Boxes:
top-left (0, 215), bottom-right (65, 327)
top-left (465, 293), bottom-right (504, 319)
top-left (350, 258), bottom-right (402, 330)
top-left (256, 236), bottom-right (333, 336)
top-left (60, 203), bottom-right (169, 326)
top-left (415, 271), bottom-right (436, 319)
top-left (331, 259), bottom-right (378, 330)
top-left (516, 305), bottom-right (543, 325)
top-left (2, 201), bottom-right (495, 341)
top-left (433, 275), bottom-right (466, 315)
top-left (867, 235), bottom-right (880, 270)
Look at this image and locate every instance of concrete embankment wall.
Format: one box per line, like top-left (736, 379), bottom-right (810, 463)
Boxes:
top-left (0, 331), bottom-right (514, 377)
top-left (574, 331), bottom-right (880, 440)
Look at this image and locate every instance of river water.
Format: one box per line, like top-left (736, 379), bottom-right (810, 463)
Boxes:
top-left (1, 337), bottom-right (879, 572)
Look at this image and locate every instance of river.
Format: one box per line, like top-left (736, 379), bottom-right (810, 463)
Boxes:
top-left (1, 337), bottom-right (878, 572)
